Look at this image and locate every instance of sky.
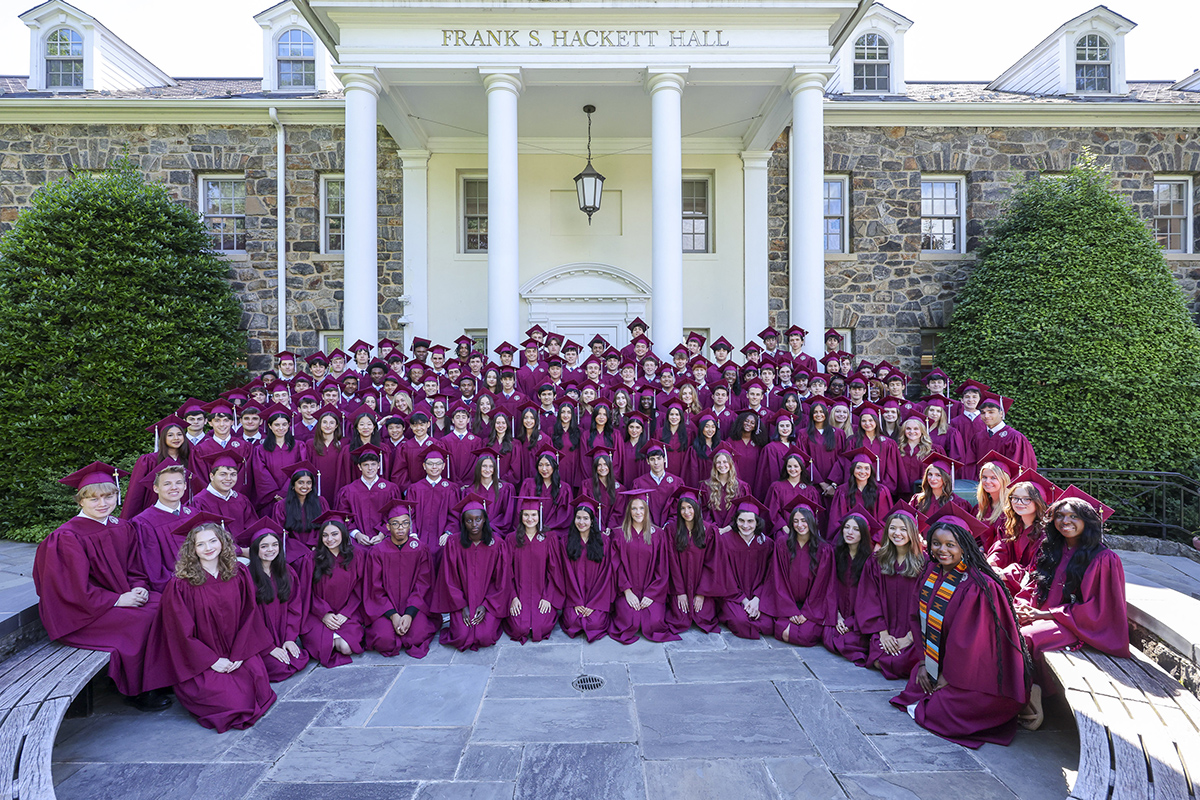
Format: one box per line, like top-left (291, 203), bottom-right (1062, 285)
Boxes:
top-left (0, 0), bottom-right (1195, 82)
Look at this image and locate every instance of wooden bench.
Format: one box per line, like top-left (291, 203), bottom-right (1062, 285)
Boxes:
top-left (1044, 647), bottom-right (1200, 800)
top-left (0, 640), bottom-right (109, 800)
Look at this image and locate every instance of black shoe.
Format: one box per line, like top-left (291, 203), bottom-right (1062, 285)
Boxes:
top-left (126, 690), bottom-right (173, 712)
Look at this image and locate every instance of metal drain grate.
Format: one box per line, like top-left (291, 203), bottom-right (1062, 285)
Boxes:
top-left (572, 674), bottom-right (606, 692)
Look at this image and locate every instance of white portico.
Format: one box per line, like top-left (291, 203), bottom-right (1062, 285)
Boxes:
top-left (295, 0), bottom-right (869, 359)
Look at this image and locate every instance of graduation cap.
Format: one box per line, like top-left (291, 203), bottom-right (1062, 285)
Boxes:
top-left (643, 439), bottom-right (668, 459)
top-left (740, 341), bottom-right (763, 356)
top-left (1060, 485), bottom-right (1115, 522)
top-left (533, 441), bottom-right (561, 463)
top-left (514, 495), bottom-right (544, 524)
top-left (314, 509), bottom-right (353, 530)
top-left (845, 372), bottom-right (869, 388)
top-left (429, 344), bottom-right (449, 357)
top-left (843, 445), bottom-right (881, 473)
top-left (823, 328), bottom-right (843, 342)
top-left (885, 498), bottom-right (922, 523)
top-left (757, 326), bottom-right (780, 342)
top-left (327, 348), bottom-right (350, 363)
top-left (818, 352), bottom-right (840, 368)
top-left (782, 492), bottom-right (817, 522)
top-left (922, 368), bottom-right (950, 385)
top-left (670, 483), bottom-right (702, 508)
top-left (261, 402), bottom-right (292, 424)
top-left (147, 414), bottom-right (188, 436)
top-left (977, 449), bottom-right (1020, 480)
top-left (901, 407), bottom-right (927, 424)
top-left (710, 336), bottom-right (734, 352)
top-left (785, 325), bottom-right (809, 339)
top-left (885, 369), bottom-right (908, 385)
top-left (920, 452), bottom-right (963, 484)
top-left (276, 350), bottom-right (297, 364)
top-left (626, 316), bottom-right (649, 332)
top-left (177, 397), bottom-right (208, 418)
top-left (842, 505), bottom-right (883, 543)
top-left (545, 332), bottom-right (564, 345)
top-left (1015, 469), bottom-right (1063, 505)
top-left (294, 391), bottom-right (320, 407)
top-left (733, 496), bottom-right (769, 519)
top-left (245, 517), bottom-right (288, 545)
top-left (855, 400), bottom-right (882, 418)
top-left (525, 324), bottom-right (548, 338)
top-left (315, 403), bottom-right (343, 421)
top-left (857, 359), bottom-right (876, 372)
top-left (808, 373), bottom-right (828, 386)
top-left (410, 337), bottom-right (432, 352)
top-left (348, 339), bottom-right (373, 354)
top-left (386, 502), bottom-right (414, 521)
top-left (198, 448), bottom-right (247, 474)
top-left (521, 338), bottom-right (542, 351)
top-left (955, 379), bottom-right (991, 397)
top-left (979, 392), bottom-right (1014, 416)
top-left (574, 491), bottom-right (600, 518)
top-left (305, 350), bottom-right (329, 365)
top-left (588, 334), bottom-right (610, 348)
top-left (282, 460), bottom-right (319, 489)
top-left (562, 339), bottom-right (582, 353)
top-left (378, 337), bottom-right (399, 350)
top-left (453, 492), bottom-right (489, 518)
top-left (688, 355), bottom-right (712, 371)
top-left (741, 377), bottom-right (767, 394)
top-left (586, 445), bottom-right (615, 461)
top-left (352, 443), bottom-right (385, 463)
top-left (924, 502), bottom-right (991, 544)
top-left (164, 511), bottom-right (228, 541)
top-left (60, 462), bottom-right (130, 499)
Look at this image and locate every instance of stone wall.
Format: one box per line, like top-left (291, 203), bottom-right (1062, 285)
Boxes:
top-left (0, 122), bottom-right (403, 371)
top-left (767, 124), bottom-right (1200, 375)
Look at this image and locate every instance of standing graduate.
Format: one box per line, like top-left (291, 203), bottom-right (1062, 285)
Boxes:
top-left (700, 445), bottom-right (751, 534)
top-left (558, 495), bottom-right (617, 642)
top-left (699, 497), bottom-right (775, 640)
top-left (33, 463), bottom-right (171, 710)
top-left (519, 444), bottom-right (575, 532)
top-left (337, 443), bottom-right (403, 548)
top-left (303, 512), bottom-right (367, 667)
top-left (804, 399), bottom-right (846, 502)
top-left (148, 521), bottom-right (276, 732)
top-left (974, 393), bottom-right (1038, 474)
top-left (911, 454), bottom-right (970, 518)
top-left (363, 503), bottom-right (441, 659)
top-left (630, 441), bottom-right (682, 528)
top-left (821, 512), bottom-right (874, 664)
top-left (462, 448), bottom-right (515, 535)
top-left (252, 403), bottom-right (309, 514)
top-left (890, 514), bottom-right (1030, 748)
top-left (405, 441), bottom-right (459, 554)
top-left (310, 407), bottom-right (352, 505)
top-left (130, 463), bottom-right (197, 592)
top-left (432, 494), bottom-right (511, 651)
top-left (761, 500), bottom-right (829, 646)
top-left (763, 448), bottom-right (822, 537)
top-left (121, 414), bottom-right (193, 519)
top-left (609, 492), bottom-right (679, 644)
top-left (503, 496), bottom-right (565, 644)
top-left (858, 507), bottom-right (927, 679)
top-left (246, 519), bottom-right (311, 682)
top-left (664, 486), bottom-right (720, 635)
top-left (191, 449), bottom-right (257, 547)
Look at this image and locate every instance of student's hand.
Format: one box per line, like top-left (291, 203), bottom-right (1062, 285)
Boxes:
top-left (115, 590), bottom-right (146, 608)
top-left (284, 641), bottom-right (302, 658)
top-left (510, 597), bottom-right (523, 617)
top-left (269, 646), bottom-right (290, 664)
top-left (676, 594), bottom-right (689, 614)
top-left (439, 532), bottom-right (451, 547)
top-left (471, 606), bottom-right (486, 625)
top-left (624, 589), bottom-right (640, 609)
top-left (639, 596), bottom-right (653, 611)
top-left (897, 633), bottom-right (914, 651)
top-left (789, 614), bottom-right (805, 625)
top-left (538, 599), bottom-right (552, 614)
top-left (747, 596), bottom-right (761, 619)
top-left (211, 657), bottom-right (236, 673)
top-left (394, 614), bottom-right (412, 635)
top-left (835, 612), bottom-right (848, 635)
top-left (576, 605), bottom-right (593, 618)
top-left (322, 612), bottom-right (343, 630)
top-left (368, 532), bottom-right (385, 545)
top-left (693, 595), bottom-right (705, 614)
top-left (916, 664), bottom-right (936, 694)
top-left (353, 531), bottom-right (373, 546)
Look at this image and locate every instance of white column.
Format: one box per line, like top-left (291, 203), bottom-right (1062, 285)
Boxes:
top-left (788, 71), bottom-right (828, 361)
top-left (399, 149), bottom-right (430, 340)
top-left (482, 70), bottom-right (522, 349)
top-left (342, 70), bottom-right (382, 349)
top-left (741, 150), bottom-right (771, 345)
top-left (647, 69), bottom-right (686, 358)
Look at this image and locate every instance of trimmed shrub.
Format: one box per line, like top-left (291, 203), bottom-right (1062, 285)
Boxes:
top-left (0, 160), bottom-right (246, 532)
top-left (939, 153), bottom-right (1200, 475)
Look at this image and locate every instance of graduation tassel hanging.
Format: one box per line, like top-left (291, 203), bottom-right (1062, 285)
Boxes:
top-left (114, 471), bottom-right (122, 507)
top-left (317, 469), bottom-right (322, 497)
top-left (539, 501), bottom-right (544, 532)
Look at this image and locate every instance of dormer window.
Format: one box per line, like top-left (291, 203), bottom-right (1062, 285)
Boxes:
top-left (853, 34), bottom-right (890, 92)
top-left (1075, 34), bottom-right (1111, 93)
top-left (277, 29), bottom-right (315, 91)
top-left (46, 27), bottom-right (83, 89)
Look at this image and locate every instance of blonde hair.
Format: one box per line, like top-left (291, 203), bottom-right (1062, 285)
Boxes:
top-left (913, 465), bottom-right (954, 514)
top-left (925, 404), bottom-right (949, 435)
top-left (152, 465), bottom-right (188, 486)
top-left (1003, 480), bottom-right (1047, 543)
top-left (75, 482), bottom-right (118, 505)
top-left (877, 513), bottom-right (926, 578)
top-left (831, 406), bottom-right (855, 436)
top-left (175, 522), bottom-right (238, 586)
top-left (704, 453), bottom-right (740, 513)
top-left (679, 384), bottom-right (702, 416)
top-left (975, 464), bottom-right (1012, 524)
top-left (620, 497), bottom-right (653, 545)
top-left (902, 418), bottom-right (934, 460)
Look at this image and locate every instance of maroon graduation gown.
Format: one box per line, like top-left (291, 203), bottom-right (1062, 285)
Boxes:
top-left (432, 537), bottom-right (511, 651)
top-left (121, 453), bottom-right (193, 519)
top-left (821, 562), bottom-right (869, 664)
top-left (503, 531), bottom-right (565, 644)
top-left (892, 565), bottom-right (1028, 748)
top-left (896, 443), bottom-right (945, 500)
top-left (609, 527), bottom-right (680, 644)
top-left (149, 566), bottom-right (275, 732)
top-left (665, 523), bottom-right (720, 634)
top-left (405, 478), bottom-right (458, 555)
top-left (310, 439), bottom-right (352, 505)
top-left (698, 531), bottom-right (774, 639)
top-left (1022, 546), bottom-right (1129, 660)
top-left (857, 557), bottom-right (924, 679)
top-left (363, 536), bottom-right (441, 658)
top-left (191, 488), bottom-right (258, 547)
top-left (973, 425), bottom-right (1038, 476)
top-left (251, 441), bottom-right (309, 512)
top-left (190, 436), bottom-right (255, 500)
top-left (550, 429), bottom-right (585, 489)
top-left (804, 428), bottom-right (846, 484)
top-left (511, 433), bottom-right (549, 488)
top-left (303, 555), bottom-right (367, 667)
top-left (754, 441), bottom-right (791, 499)
top-left (760, 538), bottom-right (830, 646)
top-left (985, 523), bottom-right (1042, 602)
top-left (253, 560), bottom-right (311, 681)
top-left (33, 515), bottom-right (160, 696)
top-left (269, 495), bottom-right (331, 558)
top-left (764, 480), bottom-right (823, 538)
top-left (518, 478), bottom-right (575, 533)
top-left (131, 504), bottom-right (198, 592)
top-left (834, 435), bottom-right (902, 496)
top-left (463, 481), bottom-right (515, 536)
top-left (699, 479), bottom-right (751, 531)
top-left (335, 477), bottom-right (403, 542)
top-left (825, 485), bottom-right (894, 542)
top-left (397, 436), bottom-right (441, 489)
top-left (726, 438), bottom-right (761, 492)
top-left (558, 534), bottom-right (617, 642)
top-left (630, 472), bottom-right (683, 528)
top-left (442, 430), bottom-right (484, 485)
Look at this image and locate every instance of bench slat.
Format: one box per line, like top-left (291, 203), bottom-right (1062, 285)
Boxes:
top-left (1176, 733), bottom-right (1200, 798)
top-left (1061, 649), bottom-right (1125, 698)
top-left (0, 704), bottom-right (35, 800)
top-left (1119, 694), bottom-right (1191, 800)
top-left (1085, 651), bottom-right (1153, 705)
top-left (1066, 689), bottom-right (1114, 800)
top-left (18, 695), bottom-right (69, 800)
top-left (1092, 691), bottom-right (1151, 800)
top-left (48, 649), bottom-right (108, 701)
top-left (20, 647), bottom-right (107, 705)
top-left (0, 642), bottom-right (61, 702)
top-left (1126, 650), bottom-right (1200, 732)
top-left (0, 646), bottom-right (76, 713)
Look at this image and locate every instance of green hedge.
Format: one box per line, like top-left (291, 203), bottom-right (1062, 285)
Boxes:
top-left (939, 153), bottom-right (1200, 475)
top-left (0, 160), bottom-right (247, 532)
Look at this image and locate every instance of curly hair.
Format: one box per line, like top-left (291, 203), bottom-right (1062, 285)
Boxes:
top-left (175, 522), bottom-right (238, 585)
top-left (1003, 481), bottom-right (1047, 544)
top-left (1034, 498), bottom-right (1106, 606)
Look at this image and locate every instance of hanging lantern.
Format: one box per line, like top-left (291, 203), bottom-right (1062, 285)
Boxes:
top-left (574, 104), bottom-right (605, 224)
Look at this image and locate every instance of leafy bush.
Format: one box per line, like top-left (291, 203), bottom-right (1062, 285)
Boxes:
top-left (939, 153), bottom-right (1200, 475)
top-left (0, 160), bottom-right (247, 531)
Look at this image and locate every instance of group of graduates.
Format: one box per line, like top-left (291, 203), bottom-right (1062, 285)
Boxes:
top-left (33, 320), bottom-right (1130, 748)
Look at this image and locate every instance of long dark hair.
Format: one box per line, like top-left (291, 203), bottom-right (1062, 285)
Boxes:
top-left (350, 412), bottom-right (381, 446)
top-left (591, 455), bottom-right (618, 510)
top-left (535, 455), bottom-right (562, 503)
top-left (313, 521), bottom-right (355, 581)
top-left (806, 400), bottom-right (837, 452)
top-left (1034, 498), bottom-right (1106, 606)
top-left (673, 497), bottom-right (707, 552)
top-left (514, 409), bottom-right (540, 445)
top-left (457, 510), bottom-right (495, 548)
top-left (779, 453), bottom-right (806, 482)
top-left (249, 531), bottom-right (292, 604)
top-left (566, 506), bottom-right (605, 563)
top-left (834, 514), bottom-right (871, 585)
top-left (588, 407), bottom-right (615, 447)
top-left (471, 456), bottom-right (502, 490)
top-left (845, 463), bottom-right (879, 510)
top-left (263, 413), bottom-right (296, 452)
top-left (312, 412), bottom-right (342, 456)
top-left (283, 471), bottom-right (323, 532)
top-left (156, 423), bottom-right (191, 462)
top-left (691, 417), bottom-right (721, 460)
top-left (786, 506), bottom-right (823, 573)
top-left (733, 410), bottom-right (765, 446)
top-left (553, 405), bottom-right (581, 449)
top-left (487, 411), bottom-right (514, 455)
top-left (662, 410), bottom-right (691, 452)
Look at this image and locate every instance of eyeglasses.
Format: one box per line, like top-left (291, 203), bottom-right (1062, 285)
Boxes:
top-left (1010, 496), bottom-right (1034, 505)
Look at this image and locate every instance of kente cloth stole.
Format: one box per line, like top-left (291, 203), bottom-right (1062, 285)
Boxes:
top-left (919, 560), bottom-right (968, 681)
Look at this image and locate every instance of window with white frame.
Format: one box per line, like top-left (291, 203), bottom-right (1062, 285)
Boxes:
top-left (462, 177), bottom-right (488, 253)
top-left (1153, 178), bottom-right (1192, 253)
top-left (920, 177), bottom-right (965, 252)
top-left (682, 177), bottom-right (711, 253)
top-left (823, 177), bottom-right (849, 253)
top-left (1075, 34), bottom-right (1111, 93)
top-left (853, 34), bottom-right (890, 93)
top-left (321, 175), bottom-right (345, 253)
top-left (201, 176), bottom-right (247, 252)
top-left (277, 29), bottom-right (316, 91)
top-left (46, 28), bottom-right (83, 89)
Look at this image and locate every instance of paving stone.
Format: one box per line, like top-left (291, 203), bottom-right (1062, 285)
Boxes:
top-left (797, 647), bottom-right (897, 690)
top-left (664, 629), bottom-right (726, 652)
top-left (451, 646), bottom-right (502, 666)
top-left (515, 743), bottom-right (644, 800)
top-left (835, 771), bottom-right (1020, 800)
top-left (50, 762), bottom-right (84, 787)
top-left (312, 699), bottom-right (379, 727)
top-left (487, 663), bottom-right (630, 699)
top-left (765, 756), bottom-right (849, 799)
top-left (55, 702), bottom-right (244, 763)
top-left (972, 726), bottom-right (1078, 800)
top-left (221, 701), bottom-right (324, 762)
top-left (868, 732), bottom-right (983, 772)
top-left (456, 745), bottom-right (523, 781)
top-left (250, 783), bottom-right (419, 800)
top-left (635, 681), bottom-right (815, 759)
top-left (285, 664), bottom-right (403, 701)
top-left (775, 680), bottom-right (889, 774)
top-left (356, 645), bottom-right (454, 665)
top-left (493, 644), bottom-right (583, 676)
top-left (582, 636), bottom-right (668, 664)
top-left (628, 660), bottom-right (675, 684)
top-left (415, 781), bottom-right (514, 800)
top-left (668, 648), bottom-right (804, 683)
top-left (474, 697), bottom-right (637, 743)
top-left (720, 630), bottom-right (770, 649)
top-left (643, 758), bottom-right (778, 800)
top-left (830, 689), bottom-right (921, 734)
top-left (369, 665), bottom-right (490, 726)
top-left (270, 661), bottom-right (319, 699)
top-left (53, 762), bottom-right (263, 800)
top-left (269, 727), bottom-right (470, 782)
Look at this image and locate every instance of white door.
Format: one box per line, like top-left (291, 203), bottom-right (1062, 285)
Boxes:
top-left (521, 263), bottom-right (651, 349)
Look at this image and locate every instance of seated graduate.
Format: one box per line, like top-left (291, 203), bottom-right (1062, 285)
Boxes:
top-left (698, 496), bottom-right (775, 640)
top-left (821, 510), bottom-right (877, 665)
top-left (33, 462), bottom-right (171, 711)
top-left (559, 493), bottom-right (617, 642)
top-left (302, 511), bottom-right (366, 668)
top-left (858, 503), bottom-right (927, 679)
top-left (763, 447), bottom-right (822, 537)
top-left (246, 518), bottom-right (311, 682)
top-left (760, 498), bottom-right (829, 646)
top-left (665, 485), bottom-right (720, 636)
top-left (149, 519), bottom-right (276, 732)
top-left (890, 508), bottom-right (1030, 749)
top-left (462, 447), bottom-right (515, 535)
top-left (987, 471), bottom-right (1060, 603)
top-left (432, 493), bottom-right (512, 651)
top-left (363, 502), bottom-right (442, 659)
top-left (911, 454), bottom-right (969, 518)
top-left (130, 463), bottom-right (197, 592)
top-left (609, 490), bottom-right (680, 645)
top-left (269, 460), bottom-right (329, 560)
top-left (825, 448), bottom-right (893, 542)
top-left (337, 443), bottom-right (403, 549)
top-left (503, 496), bottom-right (565, 644)
top-left (1015, 487), bottom-right (1129, 731)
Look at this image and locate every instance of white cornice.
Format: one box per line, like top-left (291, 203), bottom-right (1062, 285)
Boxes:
top-left (822, 101), bottom-right (1197, 127)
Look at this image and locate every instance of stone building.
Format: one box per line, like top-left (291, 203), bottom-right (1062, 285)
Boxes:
top-left (1, 0), bottom-right (1197, 371)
